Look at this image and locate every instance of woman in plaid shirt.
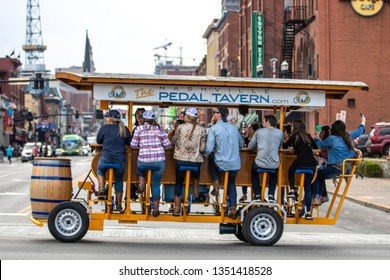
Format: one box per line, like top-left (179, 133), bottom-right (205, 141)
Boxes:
top-left (130, 110), bottom-right (171, 217)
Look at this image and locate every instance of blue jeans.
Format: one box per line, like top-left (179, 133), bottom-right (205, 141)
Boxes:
top-left (175, 160), bottom-right (201, 196)
top-left (288, 165), bottom-right (315, 209)
top-left (137, 160), bottom-right (165, 200)
top-left (251, 162), bottom-right (278, 199)
top-left (97, 156), bottom-right (126, 193)
top-left (209, 158), bottom-right (238, 207)
top-left (312, 165), bottom-right (341, 198)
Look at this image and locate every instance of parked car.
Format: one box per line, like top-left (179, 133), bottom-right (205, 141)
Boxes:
top-left (354, 133), bottom-right (369, 155)
top-left (82, 145), bottom-right (90, 156)
top-left (55, 148), bottom-right (63, 156)
top-left (366, 122), bottom-right (390, 157)
top-left (21, 142), bottom-right (41, 162)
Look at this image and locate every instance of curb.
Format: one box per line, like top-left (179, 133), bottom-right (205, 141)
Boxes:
top-left (328, 190), bottom-right (390, 214)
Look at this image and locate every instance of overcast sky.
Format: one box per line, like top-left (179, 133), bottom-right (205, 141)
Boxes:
top-left (0, 0), bottom-right (222, 74)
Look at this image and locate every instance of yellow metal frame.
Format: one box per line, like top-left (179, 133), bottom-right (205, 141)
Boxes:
top-left (30, 72), bottom-right (367, 232)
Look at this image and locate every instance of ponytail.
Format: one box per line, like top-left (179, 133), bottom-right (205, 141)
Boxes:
top-left (185, 114), bottom-right (197, 140)
top-left (113, 119), bottom-right (127, 138)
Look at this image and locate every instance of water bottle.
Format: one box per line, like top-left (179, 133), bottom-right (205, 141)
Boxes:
top-left (241, 120), bottom-right (246, 146)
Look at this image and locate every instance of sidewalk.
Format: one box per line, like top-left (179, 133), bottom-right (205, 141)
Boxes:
top-left (327, 177), bottom-right (390, 213)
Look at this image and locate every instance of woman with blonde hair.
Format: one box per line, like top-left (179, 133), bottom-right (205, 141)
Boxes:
top-left (170, 107), bottom-right (206, 216)
top-left (97, 110), bottom-right (131, 212)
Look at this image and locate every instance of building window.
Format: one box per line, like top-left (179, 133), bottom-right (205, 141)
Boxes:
top-left (347, 99), bottom-right (356, 108)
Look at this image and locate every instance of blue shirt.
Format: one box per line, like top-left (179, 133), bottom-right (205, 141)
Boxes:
top-left (203, 120), bottom-right (243, 171)
top-left (314, 124), bottom-right (365, 165)
top-left (97, 123), bottom-right (131, 162)
top-left (6, 147), bottom-right (13, 157)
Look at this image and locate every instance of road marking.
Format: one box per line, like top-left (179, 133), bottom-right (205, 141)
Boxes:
top-left (0, 213), bottom-right (29, 216)
top-left (18, 205), bottom-right (31, 215)
top-left (73, 173), bottom-right (89, 187)
top-left (0, 171), bottom-right (28, 178)
top-left (12, 179), bottom-right (30, 182)
top-left (0, 192), bottom-right (28, 196)
top-left (7, 173), bottom-right (89, 216)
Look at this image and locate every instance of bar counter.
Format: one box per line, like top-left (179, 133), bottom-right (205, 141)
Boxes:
top-left (90, 145), bottom-right (303, 188)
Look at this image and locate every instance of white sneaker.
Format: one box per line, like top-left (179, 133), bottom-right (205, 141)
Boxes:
top-left (268, 196), bottom-right (277, 204)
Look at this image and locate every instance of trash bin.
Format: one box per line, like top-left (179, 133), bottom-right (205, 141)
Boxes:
top-left (0, 151), bottom-right (4, 162)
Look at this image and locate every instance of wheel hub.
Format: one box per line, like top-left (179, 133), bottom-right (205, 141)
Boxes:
top-left (250, 214), bottom-right (276, 240)
top-left (55, 210), bottom-right (81, 236)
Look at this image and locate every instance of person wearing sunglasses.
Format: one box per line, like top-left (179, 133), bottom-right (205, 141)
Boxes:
top-left (203, 105), bottom-right (243, 219)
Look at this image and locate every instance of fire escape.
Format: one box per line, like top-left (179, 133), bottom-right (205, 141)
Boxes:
top-left (281, 6), bottom-right (314, 78)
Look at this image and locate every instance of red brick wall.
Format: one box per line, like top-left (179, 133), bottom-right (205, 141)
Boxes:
top-left (313, 1), bottom-right (390, 129)
top-left (217, 11), bottom-right (240, 76)
top-left (239, 0), bottom-right (285, 78)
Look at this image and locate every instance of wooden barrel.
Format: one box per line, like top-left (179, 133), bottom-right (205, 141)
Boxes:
top-left (30, 158), bottom-right (72, 220)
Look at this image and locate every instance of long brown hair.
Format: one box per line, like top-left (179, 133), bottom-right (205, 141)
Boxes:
top-left (144, 118), bottom-right (161, 130)
top-left (331, 120), bottom-right (354, 150)
top-left (291, 120), bottom-right (311, 145)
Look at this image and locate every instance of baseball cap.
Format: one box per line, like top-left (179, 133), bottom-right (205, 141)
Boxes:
top-left (105, 110), bottom-right (121, 120)
top-left (185, 107), bottom-right (198, 117)
top-left (142, 110), bottom-right (155, 120)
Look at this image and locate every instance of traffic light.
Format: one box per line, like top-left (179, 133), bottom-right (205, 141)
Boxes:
top-left (33, 73), bottom-right (45, 89)
top-left (33, 79), bottom-right (39, 89)
top-left (39, 79), bottom-right (44, 89)
top-left (121, 110), bottom-right (126, 118)
top-left (75, 110), bottom-right (79, 119)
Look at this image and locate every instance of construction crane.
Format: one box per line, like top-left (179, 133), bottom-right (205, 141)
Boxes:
top-left (154, 47), bottom-right (196, 66)
top-left (152, 41), bottom-right (173, 66)
top-left (154, 54), bottom-right (184, 66)
top-left (152, 42), bottom-right (173, 50)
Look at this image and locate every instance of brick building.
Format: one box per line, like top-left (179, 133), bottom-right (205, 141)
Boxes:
top-left (0, 58), bottom-right (28, 145)
top-left (239, 0), bottom-right (285, 78)
top-left (203, 0), bottom-right (390, 131)
top-left (296, 0), bottom-right (390, 129)
top-left (217, 11), bottom-right (240, 77)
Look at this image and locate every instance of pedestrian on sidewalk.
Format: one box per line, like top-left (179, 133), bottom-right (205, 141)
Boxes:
top-left (6, 144), bottom-right (13, 164)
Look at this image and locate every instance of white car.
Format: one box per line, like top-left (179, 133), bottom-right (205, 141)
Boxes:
top-left (55, 148), bottom-right (63, 156)
top-left (82, 145), bottom-right (90, 156)
top-left (21, 142), bottom-right (41, 162)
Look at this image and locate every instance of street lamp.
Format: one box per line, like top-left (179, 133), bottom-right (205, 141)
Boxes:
top-left (256, 64), bottom-right (264, 78)
top-left (280, 60), bottom-right (289, 78)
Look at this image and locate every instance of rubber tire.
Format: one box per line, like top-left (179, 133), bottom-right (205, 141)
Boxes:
top-left (48, 201), bottom-right (89, 243)
top-left (234, 223), bottom-right (247, 242)
top-left (242, 206), bottom-right (283, 246)
top-left (383, 145), bottom-right (389, 157)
